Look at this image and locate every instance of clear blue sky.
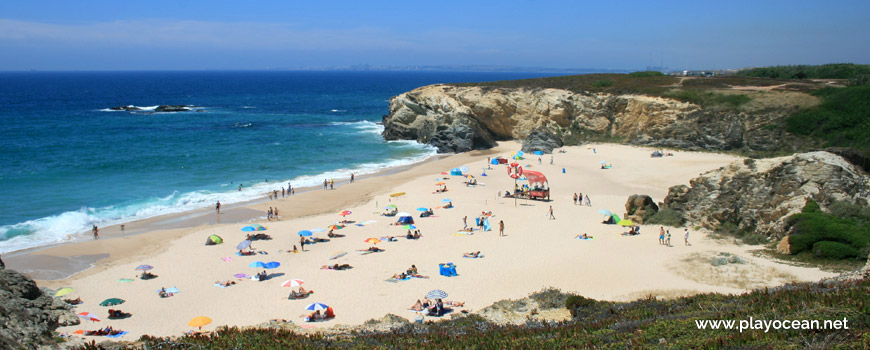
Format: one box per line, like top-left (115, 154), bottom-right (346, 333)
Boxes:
top-left (1, 0), bottom-right (868, 70)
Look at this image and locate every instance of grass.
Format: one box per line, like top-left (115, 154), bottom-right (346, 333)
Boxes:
top-left (666, 90), bottom-right (752, 108)
top-left (736, 63), bottom-right (870, 80)
top-left (645, 209), bottom-right (685, 227)
top-left (72, 279), bottom-right (870, 349)
top-left (785, 85), bottom-right (870, 156)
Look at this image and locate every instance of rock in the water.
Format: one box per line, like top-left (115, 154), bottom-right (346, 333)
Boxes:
top-left (109, 105), bottom-right (141, 111)
top-left (521, 127), bottom-right (563, 154)
top-left (0, 269), bottom-right (79, 349)
top-left (624, 195), bottom-right (658, 224)
top-left (662, 152), bottom-right (870, 238)
top-left (155, 105), bottom-right (193, 112)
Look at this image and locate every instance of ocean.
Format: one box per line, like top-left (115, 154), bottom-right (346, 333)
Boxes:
top-left (0, 70), bottom-right (559, 253)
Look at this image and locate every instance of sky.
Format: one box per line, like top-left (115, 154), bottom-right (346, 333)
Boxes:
top-left (0, 0), bottom-right (868, 71)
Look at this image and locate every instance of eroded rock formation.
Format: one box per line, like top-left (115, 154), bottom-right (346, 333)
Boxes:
top-left (661, 152), bottom-right (870, 239)
top-left (0, 269), bottom-right (79, 349)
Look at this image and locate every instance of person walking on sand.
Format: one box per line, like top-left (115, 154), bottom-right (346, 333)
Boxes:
top-left (463, 216), bottom-right (468, 229)
top-left (659, 227), bottom-right (665, 245)
top-left (573, 193), bottom-right (578, 205)
top-left (665, 230), bottom-right (671, 246)
top-left (584, 194), bottom-right (591, 206)
top-left (550, 156), bottom-right (553, 165)
top-left (92, 225), bottom-right (99, 239)
top-left (538, 157), bottom-right (542, 165)
top-left (282, 187), bottom-right (285, 198)
top-left (323, 179), bottom-right (327, 189)
top-left (274, 207), bottom-right (279, 220)
top-left (350, 173), bottom-right (355, 183)
top-left (684, 228), bottom-right (690, 246)
top-left (499, 220), bottom-right (505, 237)
top-left (216, 201), bottom-right (221, 214)
top-left (548, 206), bottom-right (555, 220)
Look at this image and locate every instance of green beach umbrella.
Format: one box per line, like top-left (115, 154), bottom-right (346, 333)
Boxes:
top-left (55, 288), bottom-right (75, 297)
top-left (100, 298), bottom-right (125, 306)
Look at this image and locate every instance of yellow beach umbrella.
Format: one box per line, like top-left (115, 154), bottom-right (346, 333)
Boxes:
top-left (55, 288), bottom-right (75, 297)
top-left (390, 192), bottom-right (406, 198)
top-left (617, 219), bottom-right (635, 227)
top-left (188, 316), bottom-right (213, 330)
top-left (364, 237), bottom-right (381, 245)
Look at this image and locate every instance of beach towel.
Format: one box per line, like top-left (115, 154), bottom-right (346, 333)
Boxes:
top-left (105, 331), bottom-right (129, 338)
top-left (213, 283), bottom-right (226, 288)
top-left (221, 257), bottom-right (233, 262)
top-left (463, 254), bottom-right (485, 258)
top-left (278, 250), bottom-right (299, 254)
top-left (453, 232), bottom-right (474, 236)
top-left (576, 236), bottom-right (594, 240)
top-left (157, 287), bottom-right (180, 294)
top-left (118, 278), bottom-right (134, 283)
top-left (483, 219), bottom-right (491, 231)
top-left (355, 224), bottom-right (365, 227)
top-left (386, 276), bottom-right (412, 283)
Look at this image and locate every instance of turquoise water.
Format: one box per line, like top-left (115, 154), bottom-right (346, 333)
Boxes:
top-left (0, 70), bottom-right (559, 253)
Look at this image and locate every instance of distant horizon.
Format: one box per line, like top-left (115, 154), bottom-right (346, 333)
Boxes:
top-left (3, 1), bottom-right (869, 71)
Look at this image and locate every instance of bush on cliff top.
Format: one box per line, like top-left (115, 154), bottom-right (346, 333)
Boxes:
top-left (645, 208), bottom-right (684, 227)
top-left (786, 85), bottom-right (870, 155)
top-left (787, 200), bottom-right (870, 260)
top-left (736, 63), bottom-right (870, 80)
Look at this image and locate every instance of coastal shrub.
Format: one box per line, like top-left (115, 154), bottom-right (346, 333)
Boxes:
top-left (668, 90), bottom-right (751, 108)
top-left (762, 124), bottom-right (779, 131)
top-left (565, 295), bottom-right (596, 316)
top-left (785, 86), bottom-right (870, 155)
top-left (787, 200), bottom-right (870, 260)
top-left (529, 288), bottom-right (572, 309)
top-left (592, 79), bottom-right (613, 87)
top-left (737, 63), bottom-right (870, 80)
top-left (628, 71), bottom-right (665, 77)
top-left (812, 241), bottom-right (859, 259)
top-left (645, 209), bottom-right (684, 227)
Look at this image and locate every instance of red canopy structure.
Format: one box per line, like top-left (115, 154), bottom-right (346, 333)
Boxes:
top-left (522, 170), bottom-right (550, 200)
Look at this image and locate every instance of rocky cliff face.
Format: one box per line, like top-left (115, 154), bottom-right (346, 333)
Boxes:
top-left (0, 269), bottom-right (79, 349)
top-left (382, 85), bottom-right (803, 153)
top-left (661, 152), bottom-right (870, 239)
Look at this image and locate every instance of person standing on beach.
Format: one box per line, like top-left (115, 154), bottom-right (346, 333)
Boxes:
top-left (684, 228), bottom-right (690, 246)
top-left (323, 179), bottom-right (327, 189)
top-left (274, 208), bottom-right (279, 220)
top-left (548, 206), bottom-right (555, 220)
top-left (584, 195), bottom-right (591, 206)
top-left (282, 187), bottom-right (285, 198)
top-left (573, 193), bottom-right (577, 205)
top-left (550, 156), bottom-right (554, 165)
top-left (92, 225), bottom-right (99, 239)
top-left (463, 216), bottom-right (468, 229)
top-left (216, 201), bottom-right (221, 214)
top-left (300, 236), bottom-right (306, 252)
top-left (665, 230), bottom-right (671, 246)
top-left (350, 173), bottom-right (355, 183)
top-left (659, 227), bottom-right (665, 245)
top-left (499, 220), bottom-right (505, 237)
top-left (330, 179), bottom-right (335, 190)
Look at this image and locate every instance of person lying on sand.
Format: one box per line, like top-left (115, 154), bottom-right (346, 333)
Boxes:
top-left (392, 272), bottom-right (408, 279)
top-left (140, 271), bottom-right (158, 280)
top-left (443, 201), bottom-right (453, 208)
top-left (289, 287), bottom-right (314, 299)
top-left (239, 250), bottom-right (256, 256)
top-left (215, 280), bottom-right (236, 287)
top-left (312, 237), bottom-right (330, 243)
top-left (327, 231), bottom-right (345, 238)
top-left (357, 246), bottom-right (384, 253)
top-left (321, 264), bottom-right (352, 270)
top-left (64, 297), bottom-right (83, 305)
top-left (410, 299), bottom-right (424, 311)
top-left (463, 251), bottom-right (482, 258)
top-left (158, 287), bottom-right (173, 298)
top-left (107, 309), bottom-right (131, 319)
top-left (574, 234), bottom-right (594, 239)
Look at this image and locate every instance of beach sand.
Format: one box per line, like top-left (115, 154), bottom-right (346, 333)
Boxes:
top-left (17, 142), bottom-right (835, 339)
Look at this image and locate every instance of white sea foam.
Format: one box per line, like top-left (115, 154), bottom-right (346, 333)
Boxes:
top-left (0, 137), bottom-right (437, 254)
top-left (329, 109), bottom-right (347, 112)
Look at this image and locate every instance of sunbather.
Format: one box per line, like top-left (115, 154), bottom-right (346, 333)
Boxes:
top-left (321, 264), bottom-right (352, 270)
top-left (463, 251), bottom-right (482, 258)
top-left (140, 271), bottom-right (158, 280)
top-left (64, 297), bottom-right (83, 305)
top-left (574, 234), bottom-right (594, 239)
top-left (239, 250), bottom-right (256, 256)
top-left (357, 246), bottom-right (384, 253)
top-left (327, 231), bottom-right (345, 238)
top-left (410, 299), bottom-right (424, 311)
top-left (216, 280), bottom-right (236, 287)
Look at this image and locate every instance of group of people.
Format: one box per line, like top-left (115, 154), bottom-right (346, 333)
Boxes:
top-left (406, 230), bottom-right (422, 239)
top-left (658, 227), bottom-right (690, 246)
top-left (391, 264), bottom-right (427, 279)
top-left (266, 207), bottom-right (279, 221)
top-left (158, 287), bottom-right (174, 298)
top-left (303, 307), bottom-right (335, 322)
top-left (323, 178), bottom-right (335, 190)
top-left (573, 193), bottom-right (591, 206)
top-left (83, 326), bottom-right (125, 336)
top-left (409, 298), bottom-right (464, 316)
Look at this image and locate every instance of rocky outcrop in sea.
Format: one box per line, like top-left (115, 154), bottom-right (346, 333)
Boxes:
top-left (382, 84), bottom-right (805, 153)
top-left (661, 151), bottom-right (870, 239)
top-left (0, 269), bottom-right (79, 349)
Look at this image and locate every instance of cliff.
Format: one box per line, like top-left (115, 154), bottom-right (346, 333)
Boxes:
top-left (661, 151), bottom-right (870, 239)
top-left (0, 269), bottom-right (79, 349)
top-left (382, 83), bottom-right (816, 153)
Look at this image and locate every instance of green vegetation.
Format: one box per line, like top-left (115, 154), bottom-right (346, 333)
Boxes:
top-left (667, 90), bottom-right (752, 108)
top-left (785, 85), bottom-right (870, 156)
top-left (628, 71), bottom-right (666, 77)
top-left (645, 208), bottom-right (685, 227)
top-left (737, 63), bottom-right (870, 80)
top-left (714, 221), bottom-right (768, 245)
top-left (591, 79), bottom-right (613, 87)
top-left (787, 200), bottom-right (870, 260)
top-left (74, 280), bottom-right (870, 349)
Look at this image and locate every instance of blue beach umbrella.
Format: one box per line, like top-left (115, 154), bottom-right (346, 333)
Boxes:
top-left (416, 207), bottom-right (428, 212)
top-left (297, 230), bottom-right (313, 237)
top-left (263, 261), bottom-right (280, 269)
top-left (135, 265), bottom-right (153, 271)
top-left (402, 224), bottom-right (417, 230)
top-left (249, 261), bottom-right (267, 268)
top-left (305, 302), bottom-right (329, 311)
top-left (237, 240), bottom-right (252, 250)
top-left (440, 198), bottom-right (452, 203)
top-left (242, 224), bottom-right (267, 232)
top-left (598, 209), bottom-right (612, 216)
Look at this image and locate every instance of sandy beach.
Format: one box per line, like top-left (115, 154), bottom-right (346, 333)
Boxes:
top-left (14, 142), bottom-right (836, 339)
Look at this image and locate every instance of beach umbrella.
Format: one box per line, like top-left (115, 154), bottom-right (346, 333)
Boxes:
top-left (249, 261), bottom-right (267, 268)
top-left (435, 182), bottom-right (446, 185)
top-left (617, 219), bottom-right (635, 227)
top-left (440, 198), bottom-right (452, 203)
top-left (77, 312), bottom-right (100, 322)
top-left (402, 224), bottom-right (416, 230)
top-left (305, 302), bottom-right (329, 311)
top-left (329, 251), bottom-right (348, 260)
top-left (339, 210), bottom-right (352, 217)
top-left (237, 240), bottom-right (252, 250)
top-left (327, 224), bottom-right (342, 230)
top-left (426, 289), bottom-right (448, 299)
top-left (599, 160), bottom-right (607, 164)
top-left (188, 316), bottom-right (212, 330)
top-left (460, 166), bottom-right (470, 173)
top-left (135, 264), bottom-right (153, 271)
top-left (297, 230), bottom-right (313, 237)
top-left (598, 209), bottom-right (612, 216)
top-left (385, 204), bottom-right (397, 209)
top-left (55, 288), bottom-right (74, 297)
top-left (516, 151), bottom-right (524, 156)
top-left (264, 261), bottom-right (280, 269)
top-left (310, 228), bottom-right (326, 233)
top-left (364, 237), bottom-right (381, 245)
top-left (233, 273), bottom-right (249, 279)
top-left (99, 298), bottom-right (125, 306)
top-left (281, 279), bottom-right (304, 288)
top-left (242, 224), bottom-right (267, 232)
top-left (389, 192), bottom-right (405, 198)
top-left (416, 207), bottom-right (428, 211)
top-left (440, 172), bottom-right (448, 175)
top-left (396, 212), bottom-right (412, 217)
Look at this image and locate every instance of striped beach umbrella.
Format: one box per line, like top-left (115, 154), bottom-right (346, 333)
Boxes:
top-left (426, 289), bottom-right (448, 299)
top-left (364, 237), bottom-right (381, 245)
top-left (281, 279), bottom-right (304, 288)
top-left (77, 312), bottom-right (100, 322)
top-left (305, 302), bottom-right (329, 311)
top-left (339, 210), bottom-right (352, 217)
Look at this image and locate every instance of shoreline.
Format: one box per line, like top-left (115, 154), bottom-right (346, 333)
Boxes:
top-left (3, 152), bottom-right (471, 280)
